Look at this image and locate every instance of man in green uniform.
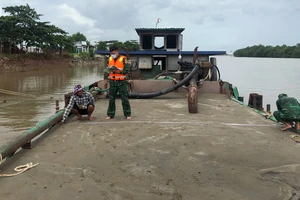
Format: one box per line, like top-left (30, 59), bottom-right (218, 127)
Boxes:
top-left (273, 93), bottom-right (300, 131)
top-left (105, 45), bottom-right (131, 120)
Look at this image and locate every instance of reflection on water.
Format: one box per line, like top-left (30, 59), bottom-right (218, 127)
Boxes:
top-left (0, 65), bottom-right (104, 96)
top-left (0, 65), bottom-right (104, 145)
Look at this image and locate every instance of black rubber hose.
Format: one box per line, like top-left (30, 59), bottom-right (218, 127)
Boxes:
top-left (210, 65), bottom-right (221, 81)
top-left (213, 65), bottom-right (221, 81)
top-left (153, 71), bottom-right (192, 79)
top-left (153, 72), bottom-right (176, 79)
top-left (129, 64), bottom-right (200, 98)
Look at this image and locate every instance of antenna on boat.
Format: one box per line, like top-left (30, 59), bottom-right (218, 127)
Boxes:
top-left (178, 54), bottom-right (182, 60)
top-left (155, 18), bottom-right (161, 28)
top-left (177, 49), bottom-right (182, 71)
top-left (178, 49), bottom-right (182, 60)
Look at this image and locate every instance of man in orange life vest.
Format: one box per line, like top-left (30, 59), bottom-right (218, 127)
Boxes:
top-left (105, 45), bottom-right (131, 120)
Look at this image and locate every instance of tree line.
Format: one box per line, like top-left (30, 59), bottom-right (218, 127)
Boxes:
top-left (0, 4), bottom-right (75, 54)
top-left (0, 4), bottom-right (140, 55)
top-left (96, 40), bottom-right (139, 51)
top-left (234, 44), bottom-right (300, 58)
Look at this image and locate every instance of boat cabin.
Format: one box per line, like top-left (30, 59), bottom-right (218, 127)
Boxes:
top-left (95, 28), bottom-right (226, 79)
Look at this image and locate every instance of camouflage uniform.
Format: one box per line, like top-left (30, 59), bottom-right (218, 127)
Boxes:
top-left (106, 56), bottom-right (131, 118)
top-left (273, 93), bottom-right (300, 122)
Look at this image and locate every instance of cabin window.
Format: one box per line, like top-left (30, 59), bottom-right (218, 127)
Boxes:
top-left (166, 35), bottom-right (177, 49)
top-left (142, 35), bottom-right (152, 49)
top-left (154, 36), bottom-right (164, 50)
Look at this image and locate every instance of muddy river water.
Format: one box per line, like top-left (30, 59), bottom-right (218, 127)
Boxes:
top-left (0, 56), bottom-right (300, 146)
top-left (0, 65), bottom-right (104, 145)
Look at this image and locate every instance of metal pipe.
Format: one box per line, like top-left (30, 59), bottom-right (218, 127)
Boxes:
top-left (55, 100), bottom-right (59, 113)
top-left (0, 109), bottom-right (64, 160)
top-left (129, 64), bottom-right (200, 98)
top-left (210, 57), bottom-right (217, 66)
top-left (0, 87), bottom-right (101, 161)
top-left (153, 71), bottom-right (191, 79)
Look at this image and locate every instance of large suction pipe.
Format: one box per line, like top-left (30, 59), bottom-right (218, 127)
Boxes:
top-left (129, 64), bottom-right (200, 99)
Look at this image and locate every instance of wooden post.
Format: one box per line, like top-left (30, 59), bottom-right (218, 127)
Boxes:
top-left (55, 100), bottom-right (60, 113)
top-left (219, 81), bottom-right (224, 94)
top-left (188, 78), bottom-right (198, 113)
top-left (188, 84), bottom-right (198, 113)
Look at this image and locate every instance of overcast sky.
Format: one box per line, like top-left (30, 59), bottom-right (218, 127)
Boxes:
top-left (1, 0), bottom-right (300, 52)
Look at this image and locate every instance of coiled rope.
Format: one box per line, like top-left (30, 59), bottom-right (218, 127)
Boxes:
top-left (0, 154), bottom-right (39, 177)
top-left (290, 134), bottom-right (300, 143)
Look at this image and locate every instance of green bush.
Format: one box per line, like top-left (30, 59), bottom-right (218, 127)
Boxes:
top-left (70, 51), bottom-right (95, 60)
top-left (89, 50), bottom-right (95, 59)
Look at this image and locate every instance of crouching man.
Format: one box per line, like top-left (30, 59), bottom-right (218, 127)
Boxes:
top-left (273, 93), bottom-right (300, 131)
top-left (61, 84), bottom-right (95, 123)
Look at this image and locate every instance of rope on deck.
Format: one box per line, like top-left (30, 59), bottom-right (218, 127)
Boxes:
top-left (290, 135), bottom-right (300, 143)
top-left (0, 154), bottom-right (39, 177)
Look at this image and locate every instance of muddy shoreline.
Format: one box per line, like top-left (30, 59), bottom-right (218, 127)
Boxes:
top-left (0, 54), bottom-right (105, 73)
top-left (0, 59), bottom-right (70, 73)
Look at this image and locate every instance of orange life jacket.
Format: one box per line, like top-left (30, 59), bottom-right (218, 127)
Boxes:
top-left (108, 55), bottom-right (126, 81)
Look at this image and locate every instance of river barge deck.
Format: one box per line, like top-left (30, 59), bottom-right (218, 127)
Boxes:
top-left (0, 87), bottom-right (299, 200)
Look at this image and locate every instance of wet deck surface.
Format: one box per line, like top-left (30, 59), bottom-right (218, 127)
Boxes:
top-left (1, 92), bottom-right (300, 200)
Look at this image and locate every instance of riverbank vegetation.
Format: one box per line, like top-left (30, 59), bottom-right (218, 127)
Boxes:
top-left (0, 3), bottom-right (140, 62)
top-left (70, 52), bottom-right (95, 60)
top-left (96, 40), bottom-right (139, 51)
top-left (234, 44), bottom-right (300, 58)
top-left (0, 53), bottom-right (70, 61)
top-left (0, 4), bottom-right (76, 54)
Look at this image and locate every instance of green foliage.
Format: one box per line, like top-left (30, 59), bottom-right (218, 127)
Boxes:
top-left (70, 32), bottom-right (87, 42)
top-left (89, 49), bottom-right (95, 58)
top-left (71, 51), bottom-right (94, 60)
top-left (0, 4), bottom-right (77, 54)
top-left (123, 40), bottom-right (139, 51)
top-left (234, 44), bottom-right (300, 58)
top-left (96, 40), bottom-right (139, 51)
top-left (96, 41), bottom-right (107, 50)
top-left (78, 52), bottom-right (90, 59)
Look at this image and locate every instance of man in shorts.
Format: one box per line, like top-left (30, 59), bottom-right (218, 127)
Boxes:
top-left (61, 84), bottom-right (95, 123)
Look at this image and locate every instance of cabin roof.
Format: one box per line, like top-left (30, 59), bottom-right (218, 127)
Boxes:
top-left (135, 28), bottom-right (185, 35)
top-left (95, 50), bottom-right (226, 56)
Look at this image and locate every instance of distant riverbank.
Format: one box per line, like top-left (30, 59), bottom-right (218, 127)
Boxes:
top-left (234, 44), bottom-right (300, 58)
top-left (0, 53), bottom-right (105, 73)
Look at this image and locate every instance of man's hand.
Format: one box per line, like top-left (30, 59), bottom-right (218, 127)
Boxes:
top-left (110, 66), bottom-right (122, 73)
top-left (59, 120), bottom-right (65, 125)
top-left (79, 105), bottom-right (84, 109)
top-left (114, 69), bottom-right (122, 74)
